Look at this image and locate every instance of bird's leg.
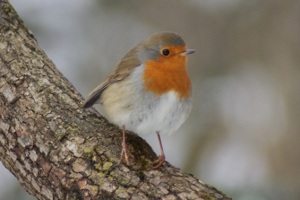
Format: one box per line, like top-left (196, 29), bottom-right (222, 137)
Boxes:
top-left (120, 125), bottom-right (130, 165)
top-left (152, 132), bottom-right (166, 168)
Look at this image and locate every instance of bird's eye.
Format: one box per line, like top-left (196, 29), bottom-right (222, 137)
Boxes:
top-left (162, 49), bottom-right (170, 56)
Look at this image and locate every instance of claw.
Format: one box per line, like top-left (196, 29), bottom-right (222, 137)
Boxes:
top-left (119, 126), bottom-right (131, 165)
top-left (151, 132), bottom-right (166, 169)
top-left (151, 154), bottom-right (165, 169)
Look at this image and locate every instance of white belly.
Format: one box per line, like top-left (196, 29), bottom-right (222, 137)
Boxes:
top-left (101, 66), bottom-right (192, 135)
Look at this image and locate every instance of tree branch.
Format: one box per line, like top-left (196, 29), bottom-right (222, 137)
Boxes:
top-left (0, 1), bottom-right (230, 199)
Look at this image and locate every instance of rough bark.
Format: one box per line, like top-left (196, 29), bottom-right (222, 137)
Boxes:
top-left (0, 1), bottom-right (230, 199)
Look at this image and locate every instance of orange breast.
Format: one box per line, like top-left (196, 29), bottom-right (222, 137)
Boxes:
top-left (143, 49), bottom-right (191, 99)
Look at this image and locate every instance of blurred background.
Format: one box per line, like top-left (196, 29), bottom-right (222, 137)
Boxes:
top-left (3, 0), bottom-right (300, 199)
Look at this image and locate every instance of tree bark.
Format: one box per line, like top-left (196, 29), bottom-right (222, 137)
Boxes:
top-left (0, 1), bottom-right (230, 199)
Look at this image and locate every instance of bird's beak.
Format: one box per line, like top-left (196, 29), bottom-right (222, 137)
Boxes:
top-left (185, 49), bottom-right (195, 54)
top-left (181, 49), bottom-right (195, 55)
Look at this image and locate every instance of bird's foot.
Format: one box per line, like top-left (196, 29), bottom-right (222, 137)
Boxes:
top-left (151, 154), bottom-right (165, 169)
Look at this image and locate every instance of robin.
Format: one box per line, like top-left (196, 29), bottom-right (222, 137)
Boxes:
top-left (82, 32), bottom-right (194, 168)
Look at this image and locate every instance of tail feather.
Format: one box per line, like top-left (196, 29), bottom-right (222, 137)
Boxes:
top-left (82, 93), bottom-right (101, 108)
top-left (82, 81), bottom-right (109, 108)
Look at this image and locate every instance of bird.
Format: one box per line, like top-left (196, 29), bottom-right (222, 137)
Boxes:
top-left (82, 32), bottom-right (194, 168)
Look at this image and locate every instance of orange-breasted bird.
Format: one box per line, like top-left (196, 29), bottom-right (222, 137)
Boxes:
top-left (82, 32), bottom-right (194, 168)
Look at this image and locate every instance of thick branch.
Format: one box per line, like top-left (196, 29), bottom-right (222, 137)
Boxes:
top-left (0, 1), bottom-right (230, 199)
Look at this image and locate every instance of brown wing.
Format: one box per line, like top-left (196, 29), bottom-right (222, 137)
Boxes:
top-left (82, 47), bottom-right (141, 108)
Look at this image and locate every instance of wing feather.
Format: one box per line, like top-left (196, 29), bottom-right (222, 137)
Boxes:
top-left (82, 47), bottom-right (141, 108)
